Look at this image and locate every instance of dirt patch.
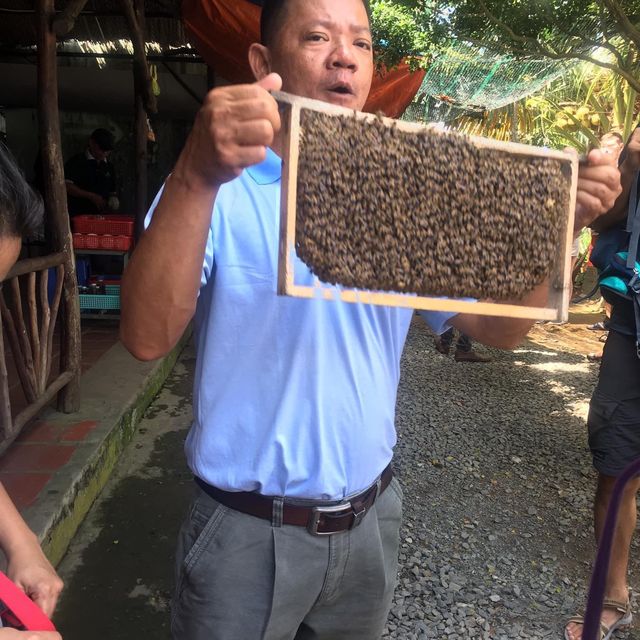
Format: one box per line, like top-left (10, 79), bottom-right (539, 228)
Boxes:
top-left (527, 299), bottom-right (608, 357)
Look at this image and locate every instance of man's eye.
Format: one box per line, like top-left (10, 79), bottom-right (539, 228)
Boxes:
top-left (306, 33), bottom-right (327, 42)
top-left (356, 41), bottom-right (372, 50)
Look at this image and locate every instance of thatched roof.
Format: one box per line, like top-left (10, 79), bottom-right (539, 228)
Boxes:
top-left (0, 1), bottom-right (187, 48)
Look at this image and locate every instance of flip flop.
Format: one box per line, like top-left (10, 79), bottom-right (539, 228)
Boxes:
top-left (564, 598), bottom-right (632, 640)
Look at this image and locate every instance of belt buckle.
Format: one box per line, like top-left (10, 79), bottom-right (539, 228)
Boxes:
top-left (307, 502), bottom-right (353, 536)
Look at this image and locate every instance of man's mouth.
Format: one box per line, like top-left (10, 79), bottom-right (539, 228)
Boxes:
top-left (328, 83), bottom-right (354, 96)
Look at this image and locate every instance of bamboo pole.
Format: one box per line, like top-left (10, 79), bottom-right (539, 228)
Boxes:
top-left (37, 0), bottom-right (81, 412)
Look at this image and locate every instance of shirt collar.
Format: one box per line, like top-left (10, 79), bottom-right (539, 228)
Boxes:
top-left (246, 147), bottom-right (281, 185)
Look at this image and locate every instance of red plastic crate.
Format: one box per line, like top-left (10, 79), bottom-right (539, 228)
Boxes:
top-left (73, 233), bottom-right (100, 249)
top-left (72, 215), bottom-right (134, 236)
top-left (99, 235), bottom-right (133, 251)
top-left (73, 233), bottom-right (132, 251)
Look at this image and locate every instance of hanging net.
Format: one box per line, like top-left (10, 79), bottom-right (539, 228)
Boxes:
top-left (403, 44), bottom-right (573, 123)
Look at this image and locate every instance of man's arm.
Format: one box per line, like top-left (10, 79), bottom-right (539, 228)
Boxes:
top-left (451, 149), bottom-right (622, 349)
top-left (64, 182), bottom-right (105, 211)
top-left (120, 74), bottom-right (282, 361)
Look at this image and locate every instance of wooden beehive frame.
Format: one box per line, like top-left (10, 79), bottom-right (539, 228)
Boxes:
top-left (275, 91), bottom-right (579, 321)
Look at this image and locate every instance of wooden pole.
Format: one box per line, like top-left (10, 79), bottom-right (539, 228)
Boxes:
top-left (0, 321), bottom-right (12, 439)
top-left (52, 0), bottom-right (90, 37)
top-left (130, 0), bottom-right (150, 239)
top-left (37, 0), bottom-right (81, 412)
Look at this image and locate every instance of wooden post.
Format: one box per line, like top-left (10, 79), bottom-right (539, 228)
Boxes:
top-left (123, 0), bottom-right (153, 238)
top-left (52, 0), bottom-right (90, 37)
top-left (36, 0), bottom-right (81, 412)
top-left (0, 320), bottom-right (11, 438)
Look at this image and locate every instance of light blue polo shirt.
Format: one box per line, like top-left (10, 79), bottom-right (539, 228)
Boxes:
top-left (148, 148), bottom-right (455, 500)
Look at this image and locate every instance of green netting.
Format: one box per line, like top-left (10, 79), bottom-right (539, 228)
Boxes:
top-left (403, 45), bottom-right (573, 123)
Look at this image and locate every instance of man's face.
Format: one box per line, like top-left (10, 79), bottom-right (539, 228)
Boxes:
top-left (0, 235), bottom-right (21, 281)
top-left (88, 138), bottom-right (110, 162)
top-left (268, 0), bottom-right (374, 111)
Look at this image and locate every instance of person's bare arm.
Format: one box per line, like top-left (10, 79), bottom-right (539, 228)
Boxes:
top-left (0, 485), bottom-right (63, 618)
top-left (451, 149), bottom-right (622, 348)
top-left (120, 74), bottom-right (282, 361)
top-left (64, 182), bottom-right (105, 211)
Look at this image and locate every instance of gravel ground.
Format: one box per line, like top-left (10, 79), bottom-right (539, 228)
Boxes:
top-left (55, 319), bottom-right (640, 640)
top-left (385, 316), bottom-right (640, 640)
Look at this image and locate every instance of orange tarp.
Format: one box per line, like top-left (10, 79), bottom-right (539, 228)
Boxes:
top-left (182, 0), bottom-right (425, 118)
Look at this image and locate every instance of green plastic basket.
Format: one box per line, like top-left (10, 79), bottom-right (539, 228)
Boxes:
top-left (79, 293), bottom-right (120, 310)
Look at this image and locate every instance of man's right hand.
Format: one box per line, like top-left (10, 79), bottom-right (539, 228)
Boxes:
top-left (0, 630), bottom-right (61, 639)
top-left (90, 193), bottom-right (107, 211)
top-left (173, 73), bottom-right (282, 192)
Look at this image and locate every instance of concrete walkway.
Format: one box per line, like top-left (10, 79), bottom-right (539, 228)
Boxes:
top-left (51, 321), bottom-right (640, 639)
top-left (1, 331), bottom-right (188, 568)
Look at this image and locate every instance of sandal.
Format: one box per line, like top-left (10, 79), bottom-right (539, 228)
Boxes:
top-left (564, 597), bottom-right (632, 640)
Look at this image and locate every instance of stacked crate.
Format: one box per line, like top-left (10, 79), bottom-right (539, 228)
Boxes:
top-left (72, 215), bottom-right (134, 314)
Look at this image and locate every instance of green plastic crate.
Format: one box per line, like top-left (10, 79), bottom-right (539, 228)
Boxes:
top-left (79, 293), bottom-right (120, 310)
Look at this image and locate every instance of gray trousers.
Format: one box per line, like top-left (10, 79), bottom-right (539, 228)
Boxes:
top-left (171, 478), bottom-right (403, 640)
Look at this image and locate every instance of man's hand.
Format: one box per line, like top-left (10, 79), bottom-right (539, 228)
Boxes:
top-left (6, 541), bottom-right (63, 618)
top-left (174, 73), bottom-right (283, 192)
top-left (574, 148), bottom-right (622, 231)
top-left (0, 631), bottom-right (61, 639)
top-left (89, 193), bottom-right (107, 211)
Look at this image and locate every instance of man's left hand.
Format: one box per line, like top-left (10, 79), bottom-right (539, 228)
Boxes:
top-left (574, 148), bottom-right (622, 232)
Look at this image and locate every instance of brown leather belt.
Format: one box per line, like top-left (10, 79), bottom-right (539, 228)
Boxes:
top-left (195, 465), bottom-right (393, 536)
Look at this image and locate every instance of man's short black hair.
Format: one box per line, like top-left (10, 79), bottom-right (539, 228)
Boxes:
top-left (0, 142), bottom-right (44, 238)
top-left (90, 128), bottom-right (114, 152)
top-left (260, 0), bottom-right (371, 47)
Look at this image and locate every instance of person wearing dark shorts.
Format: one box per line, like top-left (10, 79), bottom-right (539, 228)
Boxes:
top-left (566, 128), bottom-right (640, 640)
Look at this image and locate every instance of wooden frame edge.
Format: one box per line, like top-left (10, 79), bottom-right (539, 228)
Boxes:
top-left (275, 91), bottom-right (577, 322)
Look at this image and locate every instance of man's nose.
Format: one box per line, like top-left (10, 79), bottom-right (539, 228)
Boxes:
top-left (329, 42), bottom-right (357, 71)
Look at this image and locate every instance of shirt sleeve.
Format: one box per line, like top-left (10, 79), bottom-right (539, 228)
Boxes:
top-left (64, 155), bottom-right (82, 184)
top-left (417, 310), bottom-right (458, 336)
top-left (145, 182), bottom-right (215, 289)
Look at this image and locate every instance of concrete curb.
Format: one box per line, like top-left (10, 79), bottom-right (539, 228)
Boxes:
top-left (20, 330), bottom-right (191, 567)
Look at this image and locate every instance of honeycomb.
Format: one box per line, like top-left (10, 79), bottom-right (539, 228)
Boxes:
top-left (294, 109), bottom-right (571, 301)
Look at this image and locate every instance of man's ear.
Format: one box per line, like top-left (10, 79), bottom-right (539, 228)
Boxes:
top-left (249, 43), bottom-right (273, 81)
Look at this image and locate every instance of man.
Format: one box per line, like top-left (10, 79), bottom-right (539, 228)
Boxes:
top-left (120, 1), bottom-right (621, 638)
top-left (0, 142), bottom-right (63, 640)
top-left (565, 128), bottom-right (640, 640)
top-left (64, 128), bottom-right (118, 216)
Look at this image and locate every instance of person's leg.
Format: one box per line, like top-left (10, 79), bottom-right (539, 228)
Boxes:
top-left (294, 478), bottom-right (403, 640)
top-left (455, 333), bottom-right (472, 352)
top-left (566, 331), bottom-right (640, 640)
top-left (172, 488), bottom-right (327, 640)
top-left (434, 327), bottom-right (455, 355)
top-left (453, 334), bottom-right (492, 363)
top-left (594, 474), bottom-right (640, 605)
top-left (565, 474), bottom-right (639, 640)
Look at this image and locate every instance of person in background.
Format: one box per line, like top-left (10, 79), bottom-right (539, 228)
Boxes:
top-left (0, 143), bottom-right (63, 640)
top-left (433, 327), bottom-right (492, 363)
top-left (565, 127), bottom-right (640, 640)
top-left (64, 128), bottom-right (118, 216)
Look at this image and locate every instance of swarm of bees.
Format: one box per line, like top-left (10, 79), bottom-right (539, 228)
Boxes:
top-left (295, 108), bottom-right (572, 301)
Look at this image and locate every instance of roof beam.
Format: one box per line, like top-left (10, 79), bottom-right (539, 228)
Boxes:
top-left (52, 0), bottom-right (90, 37)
